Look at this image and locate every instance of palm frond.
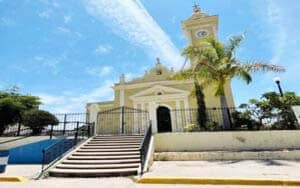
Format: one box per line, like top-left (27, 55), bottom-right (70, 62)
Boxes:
top-left (242, 62), bottom-right (285, 73)
top-left (225, 35), bottom-right (244, 59)
top-left (236, 69), bottom-right (252, 84)
top-left (173, 68), bottom-right (194, 81)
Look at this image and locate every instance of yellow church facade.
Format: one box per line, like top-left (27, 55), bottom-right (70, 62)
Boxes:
top-left (86, 7), bottom-right (235, 134)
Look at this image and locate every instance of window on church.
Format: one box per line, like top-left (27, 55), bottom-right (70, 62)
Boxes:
top-left (156, 69), bottom-right (162, 75)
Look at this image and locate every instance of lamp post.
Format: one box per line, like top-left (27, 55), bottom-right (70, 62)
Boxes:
top-left (273, 76), bottom-right (284, 97)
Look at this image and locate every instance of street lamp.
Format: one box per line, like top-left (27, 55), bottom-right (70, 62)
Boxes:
top-left (273, 76), bottom-right (284, 97)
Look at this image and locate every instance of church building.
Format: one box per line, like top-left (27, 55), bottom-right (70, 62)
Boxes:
top-left (86, 6), bottom-right (235, 134)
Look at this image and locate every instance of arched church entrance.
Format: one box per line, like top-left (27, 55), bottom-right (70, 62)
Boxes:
top-left (157, 106), bottom-right (172, 133)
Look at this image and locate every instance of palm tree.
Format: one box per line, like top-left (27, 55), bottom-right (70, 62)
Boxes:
top-left (175, 36), bottom-right (285, 129)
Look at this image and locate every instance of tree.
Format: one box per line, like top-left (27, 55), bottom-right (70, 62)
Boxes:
top-left (22, 109), bottom-right (59, 135)
top-left (176, 36), bottom-right (285, 129)
top-left (0, 87), bottom-right (41, 135)
top-left (0, 98), bottom-right (23, 135)
top-left (194, 80), bottom-right (207, 129)
top-left (244, 91), bottom-right (300, 130)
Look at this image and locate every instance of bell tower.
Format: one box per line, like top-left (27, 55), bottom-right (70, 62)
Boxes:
top-left (181, 4), bottom-right (218, 45)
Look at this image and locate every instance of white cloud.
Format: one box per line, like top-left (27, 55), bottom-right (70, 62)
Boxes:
top-left (84, 0), bottom-right (184, 69)
top-left (0, 17), bottom-right (15, 26)
top-left (32, 55), bottom-right (65, 75)
top-left (262, 1), bottom-right (300, 89)
top-left (38, 9), bottom-right (53, 19)
top-left (86, 66), bottom-right (114, 77)
top-left (57, 26), bottom-right (71, 34)
top-left (64, 15), bottom-right (72, 24)
top-left (94, 45), bottom-right (113, 54)
top-left (34, 56), bottom-right (44, 61)
top-left (38, 80), bottom-right (114, 112)
top-left (39, 94), bottom-right (65, 104)
top-left (264, 0), bottom-right (287, 65)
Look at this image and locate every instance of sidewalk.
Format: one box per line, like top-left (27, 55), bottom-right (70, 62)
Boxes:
top-left (0, 164), bottom-right (41, 179)
top-left (143, 160), bottom-right (300, 179)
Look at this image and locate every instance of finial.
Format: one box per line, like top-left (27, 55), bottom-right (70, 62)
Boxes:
top-left (156, 57), bottom-right (161, 65)
top-left (193, 2), bottom-right (201, 13)
top-left (120, 73), bottom-right (125, 84)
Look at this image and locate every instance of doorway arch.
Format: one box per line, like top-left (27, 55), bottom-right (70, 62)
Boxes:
top-left (156, 106), bottom-right (172, 133)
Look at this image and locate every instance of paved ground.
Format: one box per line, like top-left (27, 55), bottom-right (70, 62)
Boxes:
top-left (3, 178), bottom-right (300, 188)
top-left (0, 164), bottom-right (41, 179)
top-left (145, 160), bottom-right (300, 180)
top-left (0, 161), bottom-right (300, 188)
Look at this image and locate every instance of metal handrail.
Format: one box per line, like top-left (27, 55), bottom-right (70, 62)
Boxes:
top-left (139, 121), bottom-right (152, 175)
top-left (37, 122), bottom-right (95, 179)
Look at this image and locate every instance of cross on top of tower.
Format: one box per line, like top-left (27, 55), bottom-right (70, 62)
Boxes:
top-left (156, 57), bottom-right (161, 65)
top-left (193, 3), bottom-right (201, 13)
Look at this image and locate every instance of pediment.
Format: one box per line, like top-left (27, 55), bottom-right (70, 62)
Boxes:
top-left (130, 85), bottom-right (190, 99)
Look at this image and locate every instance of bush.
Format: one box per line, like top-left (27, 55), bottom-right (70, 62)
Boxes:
top-left (205, 121), bottom-right (220, 131)
top-left (22, 109), bottom-right (59, 135)
top-left (231, 110), bottom-right (260, 130)
top-left (183, 124), bottom-right (200, 132)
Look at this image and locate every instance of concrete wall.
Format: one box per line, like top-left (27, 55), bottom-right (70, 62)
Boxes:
top-left (154, 131), bottom-right (300, 152)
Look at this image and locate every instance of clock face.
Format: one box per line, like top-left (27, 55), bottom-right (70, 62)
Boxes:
top-left (196, 30), bottom-right (208, 38)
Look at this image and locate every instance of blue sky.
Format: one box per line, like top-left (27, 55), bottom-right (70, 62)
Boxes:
top-left (0, 0), bottom-right (299, 112)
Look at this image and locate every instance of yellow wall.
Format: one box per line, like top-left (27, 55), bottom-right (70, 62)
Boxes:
top-left (154, 131), bottom-right (300, 152)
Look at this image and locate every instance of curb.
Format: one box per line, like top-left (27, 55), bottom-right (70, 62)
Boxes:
top-left (136, 177), bottom-right (300, 186)
top-left (0, 176), bottom-right (29, 182)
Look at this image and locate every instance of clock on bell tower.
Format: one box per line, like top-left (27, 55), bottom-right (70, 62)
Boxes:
top-left (181, 5), bottom-right (218, 44)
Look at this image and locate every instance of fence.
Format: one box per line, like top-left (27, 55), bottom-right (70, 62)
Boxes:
top-left (97, 106), bottom-right (149, 135)
top-left (171, 107), bottom-right (299, 131)
top-left (37, 122), bottom-right (94, 179)
top-left (1, 113), bottom-right (91, 137)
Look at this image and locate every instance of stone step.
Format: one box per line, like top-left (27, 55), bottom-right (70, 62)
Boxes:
top-left (84, 142), bottom-right (140, 146)
top-left (80, 145), bottom-right (140, 149)
top-left (56, 163), bottom-right (140, 169)
top-left (68, 155), bottom-right (140, 160)
top-left (62, 159), bottom-right (140, 165)
top-left (49, 168), bottom-right (138, 177)
top-left (90, 139), bottom-right (142, 143)
top-left (95, 135), bottom-right (143, 138)
top-left (88, 140), bottom-right (142, 144)
top-left (92, 137), bottom-right (143, 140)
top-left (76, 148), bottom-right (140, 152)
top-left (72, 151), bottom-right (140, 156)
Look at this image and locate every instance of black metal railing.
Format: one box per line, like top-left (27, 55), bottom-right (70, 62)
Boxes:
top-left (139, 121), bottom-right (152, 175)
top-left (37, 122), bottom-right (95, 178)
top-left (1, 113), bottom-right (89, 137)
top-left (97, 106), bottom-right (149, 135)
top-left (171, 107), bottom-right (299, 131)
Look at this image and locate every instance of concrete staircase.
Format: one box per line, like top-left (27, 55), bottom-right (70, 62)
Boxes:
top-left (49, 135), bottom-right (144, 177)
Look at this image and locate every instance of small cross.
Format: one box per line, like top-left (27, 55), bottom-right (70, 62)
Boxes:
top-left (156, 57), bottom-right (161, 64)
top-left (193, 3), bottom-right (200, 13)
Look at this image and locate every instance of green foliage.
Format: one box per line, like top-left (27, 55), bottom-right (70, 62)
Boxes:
top-left (183, 124), bottom-right (200, 132)
top-left (176, 35), bottom-right (285, 130)
top-left (0, 98), bottom-right (23, 135)
top-left (235, 91), bottom-right (300, 130)
top-left (179, 36), bottom-right (285, 97)
top-left (0, 87), bottom-right (42, 135)
top-left (205, 121), bottom-right (220, 131)
top-left (194, 81), bottom-right (207, 129)
top-left (231, 110), bottom-right (260, 130)
top-left (22, 109), bottom-right (58, 135)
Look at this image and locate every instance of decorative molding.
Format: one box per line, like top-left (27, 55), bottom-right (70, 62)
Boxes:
top-left (130, 84), bottom-right (190, 99)
top-left (114, 80), bottom-right (193, 90)
top-left (176, 101), bottom-right (183, 131)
